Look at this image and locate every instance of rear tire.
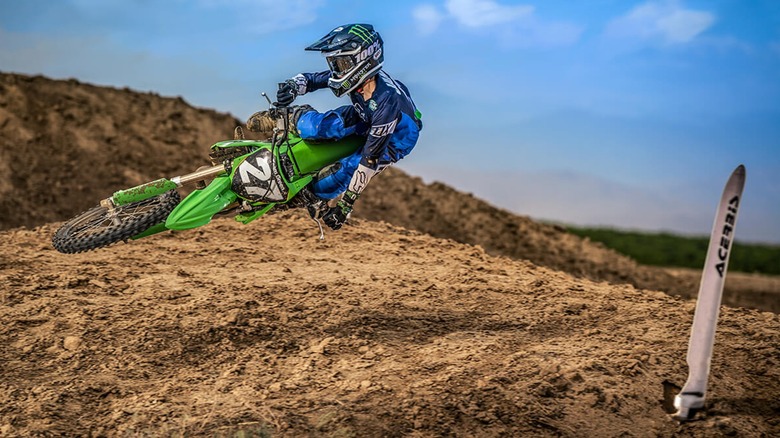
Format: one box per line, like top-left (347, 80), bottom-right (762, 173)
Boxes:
top-left (52, 191), bottom-right (181, 253)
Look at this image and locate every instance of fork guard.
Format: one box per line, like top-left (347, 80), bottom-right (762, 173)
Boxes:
top-left (165, 176), bottom-right (238, 231)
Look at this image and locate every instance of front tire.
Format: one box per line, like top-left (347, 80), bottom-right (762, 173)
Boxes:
top-left (52, 191), bottom-right (181, 254)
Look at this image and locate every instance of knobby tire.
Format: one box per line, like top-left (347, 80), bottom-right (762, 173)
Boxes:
top-left (52, 191), bottom-right (181, 253)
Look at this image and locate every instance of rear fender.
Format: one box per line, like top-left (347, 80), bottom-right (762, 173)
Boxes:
top-left (164, 176), bottom-right (238, 230)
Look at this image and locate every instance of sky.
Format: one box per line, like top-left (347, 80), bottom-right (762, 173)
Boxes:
top-left (1, 0), bottom-right (779, 244)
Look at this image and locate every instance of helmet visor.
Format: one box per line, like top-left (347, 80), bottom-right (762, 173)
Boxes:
top-left (326, 55), bottom-right (355, 78)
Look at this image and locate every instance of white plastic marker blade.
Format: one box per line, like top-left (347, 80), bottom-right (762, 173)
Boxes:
top-left (674, 164), bottom-right (746, 421)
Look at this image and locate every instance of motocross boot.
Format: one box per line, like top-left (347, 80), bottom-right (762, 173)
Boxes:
top-left (245, 105), bottom-right (314, 138)
top-left (295, 185), bottom-right (329, 219)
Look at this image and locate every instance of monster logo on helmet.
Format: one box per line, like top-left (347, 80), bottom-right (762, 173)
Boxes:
top-left (305, 23), bottom-right (385, 97)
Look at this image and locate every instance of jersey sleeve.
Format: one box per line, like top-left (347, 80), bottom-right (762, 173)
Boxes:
top-left (301, 71), bottom-right (332, 93)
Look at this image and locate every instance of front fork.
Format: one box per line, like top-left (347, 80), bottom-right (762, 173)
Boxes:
top-left (97, 164), bottom-right (227, 228)
top-left (100, 164), bottom-right (227, 210)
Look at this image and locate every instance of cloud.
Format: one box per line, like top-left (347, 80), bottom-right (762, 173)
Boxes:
top-left (771, 41), bottom-right (780, 56)
top-left (606, 0), bottom-right (715, 44)
top-left (445, 0), bottom-right (534, 28)
top-left (412, 4), bottom-right (445, 35)
top-left (412, 0), bottom-right (534, 33)
top-left (411, 0), bottom-right (581, 47)
top-left (197, 0), bottom-right (326, 33)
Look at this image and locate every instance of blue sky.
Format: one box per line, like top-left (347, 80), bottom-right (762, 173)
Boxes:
top-left (1, 0), bottom-right (779, 243)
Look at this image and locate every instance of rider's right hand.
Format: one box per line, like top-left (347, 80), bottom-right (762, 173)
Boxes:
top-left (276, 80), bottom-right (297, 107)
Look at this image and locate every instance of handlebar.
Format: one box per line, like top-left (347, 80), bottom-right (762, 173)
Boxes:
top-left (256, 86), bottom-right (292, 146)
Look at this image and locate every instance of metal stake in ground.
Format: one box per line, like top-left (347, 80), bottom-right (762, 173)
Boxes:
top-left (674, 164), bottom-right (746, 421)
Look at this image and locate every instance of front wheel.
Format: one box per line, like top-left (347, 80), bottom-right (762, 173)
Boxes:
top-left (52, 191), bottom-right (181, 253)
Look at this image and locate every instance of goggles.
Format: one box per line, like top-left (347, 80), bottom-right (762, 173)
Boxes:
top-left (325, 51), bottom-right (358, 78)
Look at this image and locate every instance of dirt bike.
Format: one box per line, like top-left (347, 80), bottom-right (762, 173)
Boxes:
top-left (52, 92), bottom-right (362, 254)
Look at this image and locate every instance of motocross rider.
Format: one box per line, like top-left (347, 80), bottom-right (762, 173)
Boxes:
top-left (246, 23), bottom-right (422, 230)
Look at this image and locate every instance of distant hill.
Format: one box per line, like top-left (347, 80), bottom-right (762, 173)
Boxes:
top-left (566, 227), bottom-right (780, 275)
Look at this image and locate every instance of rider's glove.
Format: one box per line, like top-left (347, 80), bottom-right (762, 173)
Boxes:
top-left (245, 110), bottom-right (275, 134)
top-left (322, 190), bottom-right (359, 231)
top-left (276, 80), bottom-right (297, 107)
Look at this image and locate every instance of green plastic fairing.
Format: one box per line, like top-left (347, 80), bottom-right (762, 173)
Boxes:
top-left (112, 178), bottom-right (179, 205)
top-left (288, 136), bottom-right (363, 175)
top-left (165, 176), bottom-right (237, 230)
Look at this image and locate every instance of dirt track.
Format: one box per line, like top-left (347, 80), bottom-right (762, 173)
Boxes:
top-left (2, 214), bottom-right (779, 436)
top-left (1, 72), bottom-right (779, 436)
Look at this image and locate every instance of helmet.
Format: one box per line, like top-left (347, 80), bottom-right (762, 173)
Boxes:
top-left (306, 24), bottom-right (384, 97)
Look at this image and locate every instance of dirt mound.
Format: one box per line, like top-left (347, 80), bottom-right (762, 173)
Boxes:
top-left (0, 72), bottom-right (680, 297)
top-left (1, 214), bottom-right (778, 436)
top-left (357, 170), bottom-right (683, 293)
top-left (356, 171), bottom-right (780, 312)
top-left (0, 72), bottom-right (238, 229)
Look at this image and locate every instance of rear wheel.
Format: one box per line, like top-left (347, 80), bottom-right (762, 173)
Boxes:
top-left (52, 191), bottom-right (181, 253)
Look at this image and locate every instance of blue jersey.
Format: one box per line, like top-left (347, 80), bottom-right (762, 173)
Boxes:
top-left (302, 70), bottom-right (422, 166)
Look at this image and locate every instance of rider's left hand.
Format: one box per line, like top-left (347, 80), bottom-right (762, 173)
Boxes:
top-left (322, 191), bottom-right (358, 230)
top-left (276, 80), bottom-right (297, 107)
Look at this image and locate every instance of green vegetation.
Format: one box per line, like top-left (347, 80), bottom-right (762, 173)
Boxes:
top-left (565, 226), bottom-right (780, 275)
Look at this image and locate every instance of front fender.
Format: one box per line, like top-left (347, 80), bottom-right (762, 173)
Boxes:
top-left (165, 176), bottom-right (238, 230)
